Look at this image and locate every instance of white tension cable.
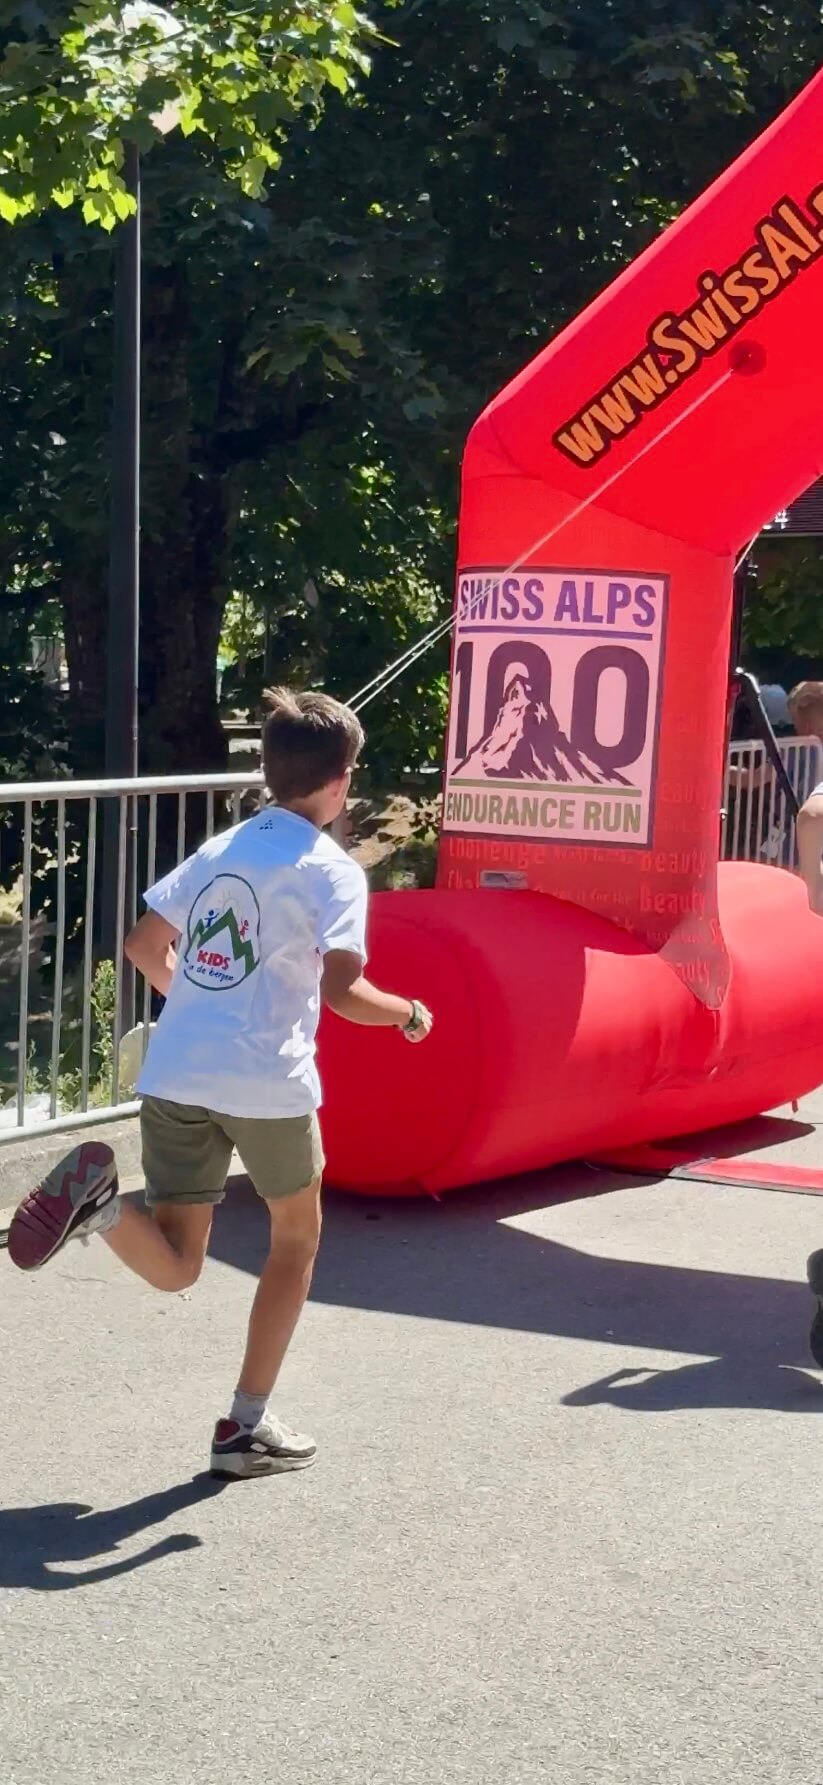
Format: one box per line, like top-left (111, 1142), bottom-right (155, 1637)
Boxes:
top-left (347, 367), bottom-right (734, 717)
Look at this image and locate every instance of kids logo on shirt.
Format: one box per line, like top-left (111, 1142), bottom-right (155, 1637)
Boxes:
top-left (183, 875), bottom-right (261, 991)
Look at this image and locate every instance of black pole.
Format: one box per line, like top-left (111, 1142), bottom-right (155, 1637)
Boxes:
top-left (102, 140), bottom-right (140, 1029)
top-left (730, 561), bottom-right (747, 678)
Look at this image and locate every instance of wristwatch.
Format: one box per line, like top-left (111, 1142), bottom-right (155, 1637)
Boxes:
top-left (402, 999), bottom-right (425, 1038)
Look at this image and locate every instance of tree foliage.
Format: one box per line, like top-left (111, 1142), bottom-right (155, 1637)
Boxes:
top-left (2, 1), bottom-right (823, 788)
top-left (743, 538), bottom-right (823, 685)
top-left (0, 0), bottom-right (373, 223)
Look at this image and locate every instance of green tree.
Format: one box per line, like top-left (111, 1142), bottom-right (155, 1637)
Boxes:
top-left (742, 538), bottom-right (823, 686)
top-left (3, 1), bottom-right (823, 782)
top-left (0, 0), bottom-right (381, 769)
top-left (208, 0), bottom-right (823, 773)
top-left (0, 0), bottom-right (372, 222)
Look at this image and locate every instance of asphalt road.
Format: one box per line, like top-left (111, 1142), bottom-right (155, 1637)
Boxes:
top-left (2, 1136), bottom-right (823, 1784)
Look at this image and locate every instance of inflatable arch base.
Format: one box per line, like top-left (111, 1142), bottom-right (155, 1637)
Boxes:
top-left (318, 864), bottom-right (823, 1196)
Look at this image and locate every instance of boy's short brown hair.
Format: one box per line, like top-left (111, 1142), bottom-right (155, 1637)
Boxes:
top-left (262, 688), bottom-right (364, 802)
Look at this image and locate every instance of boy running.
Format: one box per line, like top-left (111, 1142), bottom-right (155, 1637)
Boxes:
top-left (8, 690), bottom-right (432, 1477)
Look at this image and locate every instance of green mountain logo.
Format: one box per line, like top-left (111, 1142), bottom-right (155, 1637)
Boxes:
top-left (183, 874), bottom-right (261, 991)
top-left (187, 906), bottom-right (258, 979)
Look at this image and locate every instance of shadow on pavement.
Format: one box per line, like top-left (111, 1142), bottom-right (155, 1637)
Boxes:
top-left (0, 1473), bottom-right (225, 1591)
top-left (209, 1168), bottom-right (823, 1416)
top-left (562, 1360), bottom-right (823, 1414)
top-left (591, 1113), bottom-right (817, 1168)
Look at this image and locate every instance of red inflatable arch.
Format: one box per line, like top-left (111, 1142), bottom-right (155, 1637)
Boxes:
top-left (319, 66), bottom-right (823, 1195)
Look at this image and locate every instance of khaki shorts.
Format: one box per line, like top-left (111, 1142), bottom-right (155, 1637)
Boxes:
top-left (140, 1096), bottom-right (324, 1207)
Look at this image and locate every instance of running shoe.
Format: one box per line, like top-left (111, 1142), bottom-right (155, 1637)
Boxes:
top-left (807, 1248), bottom-right (823, 1367)
top-left (210, 1416), bottom-right (317, 1479)
top-left (8, 1141), bottom-right (120, 1271)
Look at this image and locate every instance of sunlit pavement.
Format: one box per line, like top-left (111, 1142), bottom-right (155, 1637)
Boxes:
top-left (2, 1097), bottom-right (823, 1784)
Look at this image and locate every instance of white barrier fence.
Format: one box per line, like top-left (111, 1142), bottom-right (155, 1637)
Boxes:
top-left (0, 739), bottom-right (818, 1148)
top-left (721, 735), bottom-right (821, 863)
top-left (0, 771), bottom-right (264, 1148)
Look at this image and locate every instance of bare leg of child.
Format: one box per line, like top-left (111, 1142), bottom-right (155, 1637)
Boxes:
top-left (236, 1180), bottom-right (322, 1397)
top-left (103, 1169), bottom-right (323, 1478)
top-left (7, 1141), bottom-right (321, 1477)
top-left (102, 1199), bottom-right (214, 1292)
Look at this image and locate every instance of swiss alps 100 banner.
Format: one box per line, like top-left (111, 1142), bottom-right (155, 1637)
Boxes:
top-left (442, 567), bottom-right (667, 851)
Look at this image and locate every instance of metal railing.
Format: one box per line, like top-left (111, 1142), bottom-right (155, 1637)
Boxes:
top-left (0, 739), bottom-right (818, 1149)
top-left (721, 736), bottom-right (821, 863)
top-left (0, 770), bottom-right (264, 1147)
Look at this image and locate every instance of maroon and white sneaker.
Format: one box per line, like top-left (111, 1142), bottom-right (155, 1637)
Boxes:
top-left (210, 1416), bottom-right (317, 1479)
top-left (7, 1141), bottom-right (120, 1271)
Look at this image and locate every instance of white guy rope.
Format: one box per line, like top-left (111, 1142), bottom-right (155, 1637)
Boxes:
top-left (348, 368), bottom-right (734, 715)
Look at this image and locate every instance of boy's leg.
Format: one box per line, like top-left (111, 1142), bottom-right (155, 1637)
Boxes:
top-left (102, 1199), bottom-right (214, 1292)
top-left (7, 1144), bottom-right (212, 1288)
top-left (8, 1098), bottom-right (230, 1289)
top-left (210, 1113), bottom-right (323, 1478)
top-left (101, 1095), bottom-right (232, 1290)
top-left (235, 1178), bottom-right (322, 1399)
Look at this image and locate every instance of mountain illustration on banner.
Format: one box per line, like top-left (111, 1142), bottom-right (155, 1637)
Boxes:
top-left (455, 675), bottom-right (632, 786)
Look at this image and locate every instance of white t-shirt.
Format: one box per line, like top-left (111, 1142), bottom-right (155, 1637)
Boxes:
top-left (137, 808), bottom-right (368, 1118)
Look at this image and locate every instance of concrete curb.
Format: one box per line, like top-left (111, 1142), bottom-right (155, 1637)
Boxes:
top-left (0, 1116), bottom-right (143, 1210)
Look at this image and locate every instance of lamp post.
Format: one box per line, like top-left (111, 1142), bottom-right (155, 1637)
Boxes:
top-left (102, 138), bottom-right (141, 1025)
top-left (100, 73), bottom-right (178, 1019)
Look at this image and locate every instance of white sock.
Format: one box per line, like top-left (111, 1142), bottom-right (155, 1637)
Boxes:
top-left (230, 1389), bottom-right (268, 1430)
top-left (79, 1195), bottom-right (123, 1245)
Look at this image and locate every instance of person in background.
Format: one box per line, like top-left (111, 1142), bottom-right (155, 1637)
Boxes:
top-left (723, 680), bottom-right (793, 862)
top-left (780, 682), bottom-right (823, 1366)
top-left (726, 682), bottom-right (791, 789)
top-left (790, 681), bottom-right (823, 908)
top-left (787, 679), bottom-right (823, 750)
top-left (759, 684), bottom-right (792, 734)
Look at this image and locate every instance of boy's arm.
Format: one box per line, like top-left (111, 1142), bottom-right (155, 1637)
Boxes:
top-left (796, 792), bottom-right (823, 912)
top-left (321, 950), bottom-right (432, 1042)
top-left (128, 846), bottom-right (200, 993)
top-left (125, 910), bottom-right (180, 997)
top-left (318, 858), bottom-right (432, 1041)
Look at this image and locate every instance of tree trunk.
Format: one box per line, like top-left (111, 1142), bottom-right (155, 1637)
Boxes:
top-left (140, 477), bottom-right (233, 777)
top-left (58, 230), bottom-right (257, 788)
top-left (54, 247), bottom-right (114, 773)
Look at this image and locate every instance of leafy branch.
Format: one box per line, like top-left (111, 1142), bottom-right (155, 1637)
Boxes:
top-left (0, 0), bottom-right (376, 226)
